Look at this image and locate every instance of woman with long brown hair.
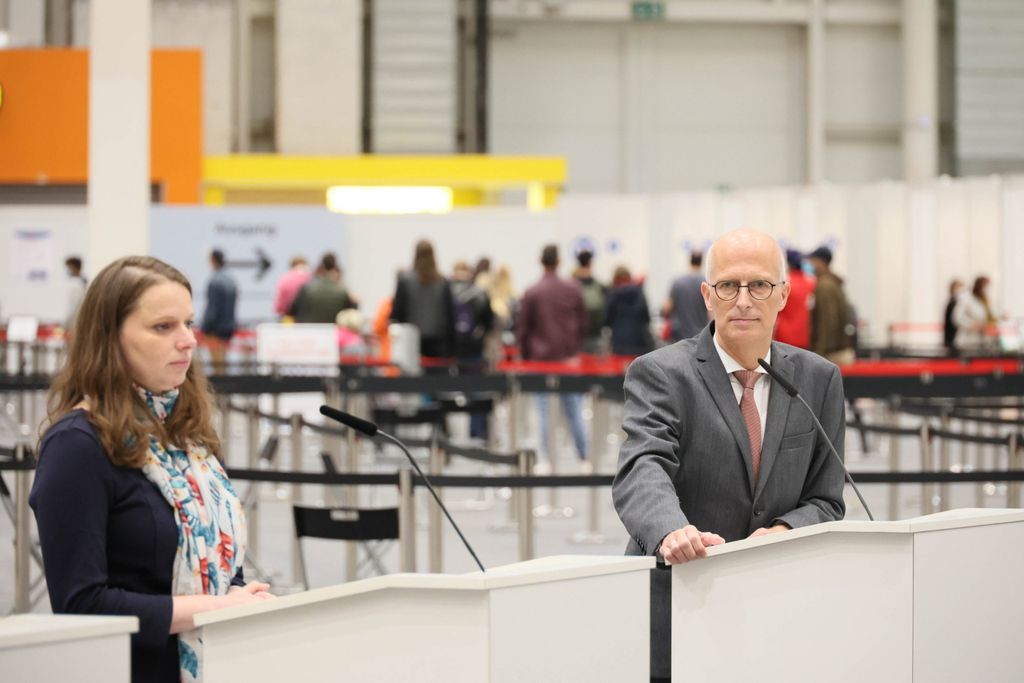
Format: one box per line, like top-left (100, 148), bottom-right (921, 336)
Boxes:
top-left (390, 239), bottom-right (456, 358)
top-left (30, 256), bottom-right (271, 683)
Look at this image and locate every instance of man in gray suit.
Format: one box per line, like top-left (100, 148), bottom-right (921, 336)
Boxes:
top-left (613, 229), bottom-right (846, 682)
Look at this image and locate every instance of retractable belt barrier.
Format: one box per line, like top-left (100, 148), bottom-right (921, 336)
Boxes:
top-left (2, 353), bottom-right (1022, 399)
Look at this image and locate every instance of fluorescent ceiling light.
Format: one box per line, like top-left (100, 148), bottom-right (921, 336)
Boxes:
top-left (326, 186), bottom-right (454, 215)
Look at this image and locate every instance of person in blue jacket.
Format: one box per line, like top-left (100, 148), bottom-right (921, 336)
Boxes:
top-left (31, 255), bottom-right (271, 683)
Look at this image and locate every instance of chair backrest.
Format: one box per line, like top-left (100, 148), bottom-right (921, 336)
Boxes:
top-left (292, 505), bottom-right (399, 542)
top-left (372, 405), bottom-right (446, 427)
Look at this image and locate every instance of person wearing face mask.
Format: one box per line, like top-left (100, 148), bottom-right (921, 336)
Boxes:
top-left (30, 256), bottom-right (272, 683)
top-left (612, 229), bottom-right (846, 682)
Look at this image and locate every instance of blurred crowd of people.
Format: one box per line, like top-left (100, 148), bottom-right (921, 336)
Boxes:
top-left (944, 275), bottom-right (1000, 355)
top-left (58, 237), bottom-right (1002, 370)
top-left (192, 238), bottom-right (865, 369)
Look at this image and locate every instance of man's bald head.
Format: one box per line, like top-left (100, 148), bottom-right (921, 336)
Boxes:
top-left (699, 228), bottom-right (791, 367)
top-left (704, 229), bottom-right (787, 285)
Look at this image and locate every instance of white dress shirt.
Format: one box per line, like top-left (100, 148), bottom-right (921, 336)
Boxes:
top-left (712, 334), bottom-right (771, 440)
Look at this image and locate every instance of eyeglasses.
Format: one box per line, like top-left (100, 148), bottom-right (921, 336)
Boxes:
top-left (710, 280), bottom-right (781, 301)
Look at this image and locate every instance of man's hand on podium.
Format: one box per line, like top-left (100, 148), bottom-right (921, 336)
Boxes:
top-left (659, 525), bottom-right (725, 565)
top-left (748, 523), bottom-right (791, 539)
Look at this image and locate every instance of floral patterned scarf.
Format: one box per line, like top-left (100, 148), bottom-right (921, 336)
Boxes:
top-left (138, 386), bottom-right (246, 683)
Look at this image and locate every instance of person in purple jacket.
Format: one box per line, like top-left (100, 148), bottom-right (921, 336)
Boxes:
top-left (31, 256), bottom-right (272, 683)
top-left (517, 244), bottom-right (589, 472)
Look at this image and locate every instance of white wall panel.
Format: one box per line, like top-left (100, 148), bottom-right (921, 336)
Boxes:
top-left (555, 194), bottom-right (651, 283)
top-left (0, 208), bottom-right (89, 323)
top-left (826, 142), bottom-right (902, 183)
top-left (276, 0), bottom-right (362, 154)
top-left (372, 0), bottom-right (456, 152)
top-left (1000, 177), bottom-right (1024, 320)
top-left (638, 23), bottom-right (806, 192)
top-left (493, 17), bottom-right (909, 192)
top-left (955, 0), bottom-right (1024, 166)
top-left (490, 23), bottom-right (624, 192)
top-left (4, 177), bottom-right (1022, 346)
top-left (824, 24), bottom-right (901, 182)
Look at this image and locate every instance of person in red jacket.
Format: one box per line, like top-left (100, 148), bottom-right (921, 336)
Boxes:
top-left (774, 248), bottom-right (815, 348)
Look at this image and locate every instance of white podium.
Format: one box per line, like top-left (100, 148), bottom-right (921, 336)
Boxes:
top-left (672, 508), bottom-right (1024, 682)
top-left (0, 614), bottom-right (138, 683)
top-left (194, 555), bottom-right (654, 682)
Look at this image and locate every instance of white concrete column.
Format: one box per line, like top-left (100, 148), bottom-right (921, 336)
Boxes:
top-left (6, 0), bottom-right (45, 46)
top-left (806, 0), bottom-right (825, 184)
top-left (88, 0), bottom-right (151, 269)
top-left (901, 0), bottom-right (938, 182)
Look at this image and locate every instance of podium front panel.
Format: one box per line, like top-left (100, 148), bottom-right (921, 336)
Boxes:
top-left (913, 519), bottom-right (1024, 682)
top-left (673, 532), bottom-right (913, 682)
top-left (0, 615), bottom-right (136, 683)
top-left (488, 570), bottom-right (649, 682)
top-left (202, 588), bottom-right (489, 682)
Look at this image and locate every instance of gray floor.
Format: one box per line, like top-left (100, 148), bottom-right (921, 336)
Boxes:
top-left (2, 390), bottom-right (1017, 612)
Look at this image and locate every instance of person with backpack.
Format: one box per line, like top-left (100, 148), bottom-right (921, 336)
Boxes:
top-left (451, 261), bottom-right (495, 440)
top-left (290, 252), bottom-right (358, 324)
top-left (807, 246), bottom-right (856, 365)
top-left (604, 266), bottom-right (654, 356)
top-left (573, 249), bottom-right (607, 354)
top-left (391, 240), bottom-right (456, 358)
top-left (451, 261), bottom-right (495, 366)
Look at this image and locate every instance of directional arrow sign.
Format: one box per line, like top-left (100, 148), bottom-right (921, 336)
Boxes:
top-left (225, 247), bottom-right (273, 281)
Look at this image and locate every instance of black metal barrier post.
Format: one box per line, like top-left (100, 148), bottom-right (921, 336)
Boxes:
top-left (398, 468), bottom-right (415, 572)
top-left (246, 401), bottom-right (260, 559)
top-left (288, 412), bottom-right (304, 583)
top-left (428, 433), bottom-right (443, 573)
top-left (573, 384), bottom-right (606, 545)
top-left (920, 423), bottom-right (934, 515)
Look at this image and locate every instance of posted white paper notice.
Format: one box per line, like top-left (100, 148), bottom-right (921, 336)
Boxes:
top-left (13, 229), bottom-right (53, 285)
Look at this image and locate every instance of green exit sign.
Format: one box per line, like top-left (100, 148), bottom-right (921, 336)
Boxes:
top-left (632, 1), bottom-right (665, 21)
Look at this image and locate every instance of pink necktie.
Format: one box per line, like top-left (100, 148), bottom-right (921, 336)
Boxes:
top-left (734, 370), bottom-right (762, 482)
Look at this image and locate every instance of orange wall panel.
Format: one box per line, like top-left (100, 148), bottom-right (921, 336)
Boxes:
top-left (0, 49), bottom-right (88, 183)
top-left (150, 50), bottom-right (202, 203)
top-left (0, 48), bottom-right (201, 203)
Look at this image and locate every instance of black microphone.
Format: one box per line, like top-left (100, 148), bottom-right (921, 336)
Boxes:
top-left (318, 405), bottom-right (487, 572)
top-left (756, 358), bottom-right (874, 521)
top-left (319, 405), bottom-right (379, 437)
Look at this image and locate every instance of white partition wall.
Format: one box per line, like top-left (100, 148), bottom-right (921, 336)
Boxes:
top-left (671, 509), bottom-right (1024, 683)
top-left (2, 176), bottom-right (1023, 341)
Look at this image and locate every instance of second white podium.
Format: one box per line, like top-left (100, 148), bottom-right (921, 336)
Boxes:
top-left (195, 555), bottom-right (654, 682)
top-left (672, 508), bottom-right (1024, 682)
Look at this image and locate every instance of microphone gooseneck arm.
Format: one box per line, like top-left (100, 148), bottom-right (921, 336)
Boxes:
top-left (377, 430), bottom-right (487, 573)
top-left (318, 405), bottom-right (486, 572)
top-left (757, 359), bottom-right (875, 522)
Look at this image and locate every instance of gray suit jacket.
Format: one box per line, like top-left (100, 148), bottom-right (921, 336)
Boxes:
top-left (612, 323), bottom-right (846, 677)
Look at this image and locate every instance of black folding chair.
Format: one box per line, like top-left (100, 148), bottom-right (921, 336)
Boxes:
top-left (292, 504), bottom-right (400, 589)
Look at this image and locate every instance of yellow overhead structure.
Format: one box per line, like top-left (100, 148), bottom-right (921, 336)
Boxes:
top-left (202, 155), bottom-right (566, 212)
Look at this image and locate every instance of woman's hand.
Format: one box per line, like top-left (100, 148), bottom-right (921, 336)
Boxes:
top-left (224, 582), bottom-right (274, 606)
top-left (171, 582), bottom-right (276, 633)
